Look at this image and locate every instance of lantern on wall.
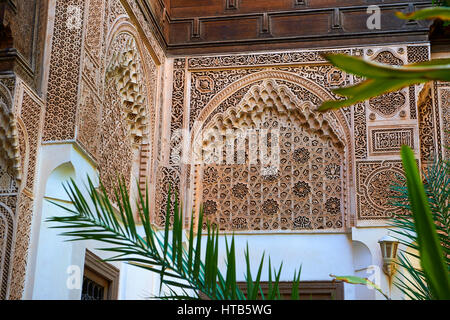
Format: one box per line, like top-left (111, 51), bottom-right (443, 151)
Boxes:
top-left (378, 235), bottom-right (399, 277)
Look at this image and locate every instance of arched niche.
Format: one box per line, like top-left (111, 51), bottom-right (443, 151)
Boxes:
top-left (32, 162), bottom-right (77, 299)
top-left (190, 76), bottom-right (352, 232)
top-left (100, 22), bottom-right (156, 202)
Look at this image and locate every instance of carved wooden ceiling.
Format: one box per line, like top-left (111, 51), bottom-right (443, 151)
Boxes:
top-left (141, 0), bottom-right (433, 55)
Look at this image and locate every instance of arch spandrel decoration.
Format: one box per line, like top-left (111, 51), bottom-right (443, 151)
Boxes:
top-left (190, 76), bottom-right (352, 232)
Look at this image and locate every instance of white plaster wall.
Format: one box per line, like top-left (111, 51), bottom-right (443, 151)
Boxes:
top-left (24, 144), bottom-right (406, 300)
top-left (24, 143), bottom-right (156, 300)
top-left (32, 161), bottom-right (80, 299)
top-left (118, 260), bottom-right (155, 300)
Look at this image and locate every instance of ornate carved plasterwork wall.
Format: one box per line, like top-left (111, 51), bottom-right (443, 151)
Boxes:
top-left (366, 48), bottom-right (408, 120)
top-left (353, 46), bottom-right (431, 221)
top-left (0, 0), bottom-right (48, 90)
top-left (434, 81), bottom-right (449, 160)
top-left (0, 81), bottom-right (20, 299)
top-left (418, 83), bottom-right (438, 170)
top-left (2, 1), bottom-right (449, 300)
top-left (369, 127), bottom-right (415, 156)
top-left (106, 36), bottom-right (149, 145)
top-left (42, 0), bottom-right (161, 191)
top-left (0, 86), bottom-right (20, 181)
top-left (407, 46), bottom-right (430, 120)
top-left (354, 103), bottom-right (368, 160)
top-left (154, 166), bottom-right (181, 227)
top-left (121, 0), bottom-right (165, 64)
top-left (169, 58), bottom-right (186, 166)
top-left (161, 44), bottom-right (444, 230)
top-left (161, 49), bottom-right (360, 230)
top-left (100, 30), bottom-right (151, 195)
top-left (85, 0), bottom-right (105, 63)
top-left (187, 49), bottom-right (351, 69)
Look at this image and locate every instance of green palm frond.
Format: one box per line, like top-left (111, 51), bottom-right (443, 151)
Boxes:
top-left (47, 176), bottom-right (302, 300)
top-left (390, 150), bottom-right (450, 300)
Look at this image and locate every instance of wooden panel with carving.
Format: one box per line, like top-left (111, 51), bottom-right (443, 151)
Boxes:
top-left (140, 0), bottom-right (432, 54)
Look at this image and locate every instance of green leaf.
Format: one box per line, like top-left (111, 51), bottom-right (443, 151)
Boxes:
top-left (48, 176), bottom-right (304, 300)
top-left (400, 145), bottom-right (450, 300)
top-left (187, 214), bottom-right (195, 274)
top-left (319, 78), bottom-right (425, 111)
top-left (225, 237), bottom-right (237, 299)
top-left (250, 252), bottom-right (265, 300)
top-left (193, 207), bottom-right (203, 284)
top-left (323, 54), bottom-right (450, 81)
top-left (396, 6), bottom-right (450, 21)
